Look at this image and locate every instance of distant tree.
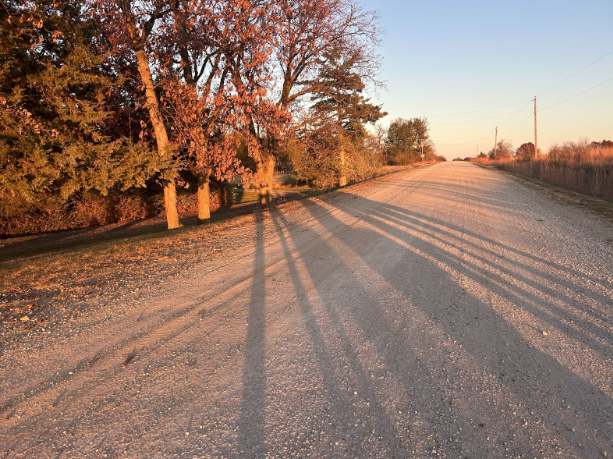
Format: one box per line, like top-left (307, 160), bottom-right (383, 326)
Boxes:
top-left (366, 124), bottom-right (388, 157)
top-left (591, 140), bottom-right (613, 149)
top-left (515, 142), bottom-right (535, 161)
top-left (488, 140), bottom-right (513, 160)
top-left (386, 119), bottom-right (415, 156)
top-left (386, 117), bottom-right (430, 164)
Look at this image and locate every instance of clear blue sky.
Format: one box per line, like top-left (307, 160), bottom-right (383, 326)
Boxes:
top-left (360, 0), bottom-right (613, 159)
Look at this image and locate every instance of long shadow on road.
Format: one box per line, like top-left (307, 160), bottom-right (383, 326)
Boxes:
top-left (237, 212), bottom-right (268, 457)
top-left (268, 211), bottom-right (412, 457)
top-left (276, 191), bottom-right (612, 457)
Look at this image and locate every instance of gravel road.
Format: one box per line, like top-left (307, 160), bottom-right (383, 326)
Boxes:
top-left (1, 162), bottom-right (612, 458)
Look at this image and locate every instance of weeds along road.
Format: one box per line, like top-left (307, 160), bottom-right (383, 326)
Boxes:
top-left (1, 162), bottom-right (613, 458)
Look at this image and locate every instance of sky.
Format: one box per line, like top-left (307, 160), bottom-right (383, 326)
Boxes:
top-left (358, 0), bottom-right (613, 159)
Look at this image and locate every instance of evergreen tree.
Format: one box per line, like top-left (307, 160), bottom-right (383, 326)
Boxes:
top-left (0, 0), bottom-right (161, 222)
top-left (310, 47), bottom-right (386, 186)
top-left (386, 117), bottom-right (431, 164)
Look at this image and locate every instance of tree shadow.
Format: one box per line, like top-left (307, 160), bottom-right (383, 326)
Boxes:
top-left (267, 210), bottom-right (413, 456)
top-left (237, 211), bottom-right (268, 457)
top-left (295, 192), bottom-right (612, 455)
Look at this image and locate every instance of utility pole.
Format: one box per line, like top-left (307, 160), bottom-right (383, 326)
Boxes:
top-left (534, 96), bottom-right (538, 157)
top-left (493, 126), bottom-right (498, 159)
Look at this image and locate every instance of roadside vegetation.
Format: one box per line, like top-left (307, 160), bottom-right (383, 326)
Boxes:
top-left (0, 0), bottom-right (366, 237)
top-left (461, 139), bottom-right (613, 203)
top-left (0, 1), bottom-right (447, 238)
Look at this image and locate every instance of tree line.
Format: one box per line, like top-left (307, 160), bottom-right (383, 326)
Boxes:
top-left (1, 0), bottom-right (395, 235)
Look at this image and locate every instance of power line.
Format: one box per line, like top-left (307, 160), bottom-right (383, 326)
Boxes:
top-left (539, 75), bottom-right (613, 112)
top-left (434, 133), bottom-right (495, 146)
top-left (428, 47), bottom-right (613, 122)
top-left (503, 112), bottom-right (533, 133)
top-left (433, 76), bottom-right (612, 147)
top-left (537, 46), bottom-right (613, 97)
top-left (428, 100), bottom-right (532, 119)
top-left (498, 99), bottom-right (533, 126)
top-left (433, 108), bottom-right (534, 147)
top-left (431, 49), bottom-right (613, 148)
top-left (431, 104), bottom-right (532, 127)
top-left (425, 47), bottom-right (613, 125)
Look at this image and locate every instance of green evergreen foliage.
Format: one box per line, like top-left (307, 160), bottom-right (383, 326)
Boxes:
top-left (386, 117), bottom-right (432, 164)
top-left (311, 47), bottom-right (386, 142)
top-left (0, 0), bottom-right (163, 225)
top-left (290, 46), bottom-right (386, 186)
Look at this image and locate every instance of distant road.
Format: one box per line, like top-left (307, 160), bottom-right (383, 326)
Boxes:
top-left (1, 162), bottom-right (612, 458)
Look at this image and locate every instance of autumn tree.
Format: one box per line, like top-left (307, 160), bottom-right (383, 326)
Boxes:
top-left (156, 0), bottom-right (242, 223)
top-left (89, 0), bottom-right (181, 229)
top-left (274, 0), bottom-right (381, 109)
top-left (224, 0), bottom-right (290, 205)
top-left (515, 142), bottom-right (535, 161)
top-left (247, 0), bottom-right (382, 200)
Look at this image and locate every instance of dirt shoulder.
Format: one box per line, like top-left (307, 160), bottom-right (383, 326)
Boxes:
top-left (0, 166), bottom-right (426, 263)
top-left (0, 165), bottom-right (425, 338)
top-left (477, 163), bottom-right (613, 224)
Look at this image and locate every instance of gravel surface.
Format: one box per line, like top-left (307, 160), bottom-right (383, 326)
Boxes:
top-left (1, 162), bottom-right (612, 458)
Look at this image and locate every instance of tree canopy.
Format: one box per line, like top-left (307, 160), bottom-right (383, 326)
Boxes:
top-left (0, 0), bottom-right (386, 235)
top-left (385, 117), bottom-right (434, 164)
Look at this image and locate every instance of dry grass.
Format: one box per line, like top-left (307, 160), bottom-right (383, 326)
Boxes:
top-left (494, 142), bottom-right (613, 202)
top-left (0, 210), bottom-right (260, 331)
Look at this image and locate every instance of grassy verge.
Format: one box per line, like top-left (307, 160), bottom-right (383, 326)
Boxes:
top-left (489, 144), bottom-right (613, 203)
top-left (478, 163), bottom-right (613, 223)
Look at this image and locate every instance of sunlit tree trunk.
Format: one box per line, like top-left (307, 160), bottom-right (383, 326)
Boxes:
top-left (118, 1), bottom-right (180, 229)
top-left (338, 114), bottom-right (347, 187)
top-left (339, 146), bottom-right (347, 187)
top-left (197, 167), bottom-right (211, 223)
top-left (259, 154), bottom-right (276, 206)
top-left (134, 49), bottom-right (180, 229)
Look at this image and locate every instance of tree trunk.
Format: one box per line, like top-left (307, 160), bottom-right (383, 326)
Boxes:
top-left (338, 113), bottom-right (347, 187)
top-left (163, 184), bottom-right (179, 228)
top-left (123, 12), bottom-right (180, 229)
top-left (258, 154), bottom-right (275, 206)
top-left (197, 169), bottom-right (211, 224)
top-left (339, 146), bottom-right (347, 187)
